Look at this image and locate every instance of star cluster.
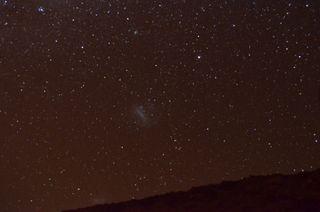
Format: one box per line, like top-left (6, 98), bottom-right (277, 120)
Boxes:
top-left (0, 0), bottom-right (319, 211)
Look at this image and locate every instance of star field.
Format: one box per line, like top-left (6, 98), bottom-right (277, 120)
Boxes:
top-left (0, 0), bottom-right (319, 211)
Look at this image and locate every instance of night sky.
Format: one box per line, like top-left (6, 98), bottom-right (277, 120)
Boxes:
top-left (0, 0), bottom-right (320, 211)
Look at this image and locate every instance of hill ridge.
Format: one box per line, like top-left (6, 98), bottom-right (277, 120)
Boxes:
top-left (64, 169), bottom-right (320, 212)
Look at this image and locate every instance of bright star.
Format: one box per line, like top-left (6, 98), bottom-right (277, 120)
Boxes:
top-left (37, 6), bottom-right (45, 14)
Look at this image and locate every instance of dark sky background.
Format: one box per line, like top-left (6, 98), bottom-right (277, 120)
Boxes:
top-left (0, 0), bottom-right (319, 211)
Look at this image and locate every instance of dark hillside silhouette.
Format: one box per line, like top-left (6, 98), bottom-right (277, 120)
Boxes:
top-left (64, 169), bottom-right (320, 212)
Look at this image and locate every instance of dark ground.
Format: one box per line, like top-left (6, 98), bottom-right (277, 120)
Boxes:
top-left (64, 168), bottom-right (320, 212)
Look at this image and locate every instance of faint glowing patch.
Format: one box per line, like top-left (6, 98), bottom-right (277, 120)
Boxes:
top-left (135, 106), bottom-right (147, 122)
top-left (132, 103), bottom-right (160, 128)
